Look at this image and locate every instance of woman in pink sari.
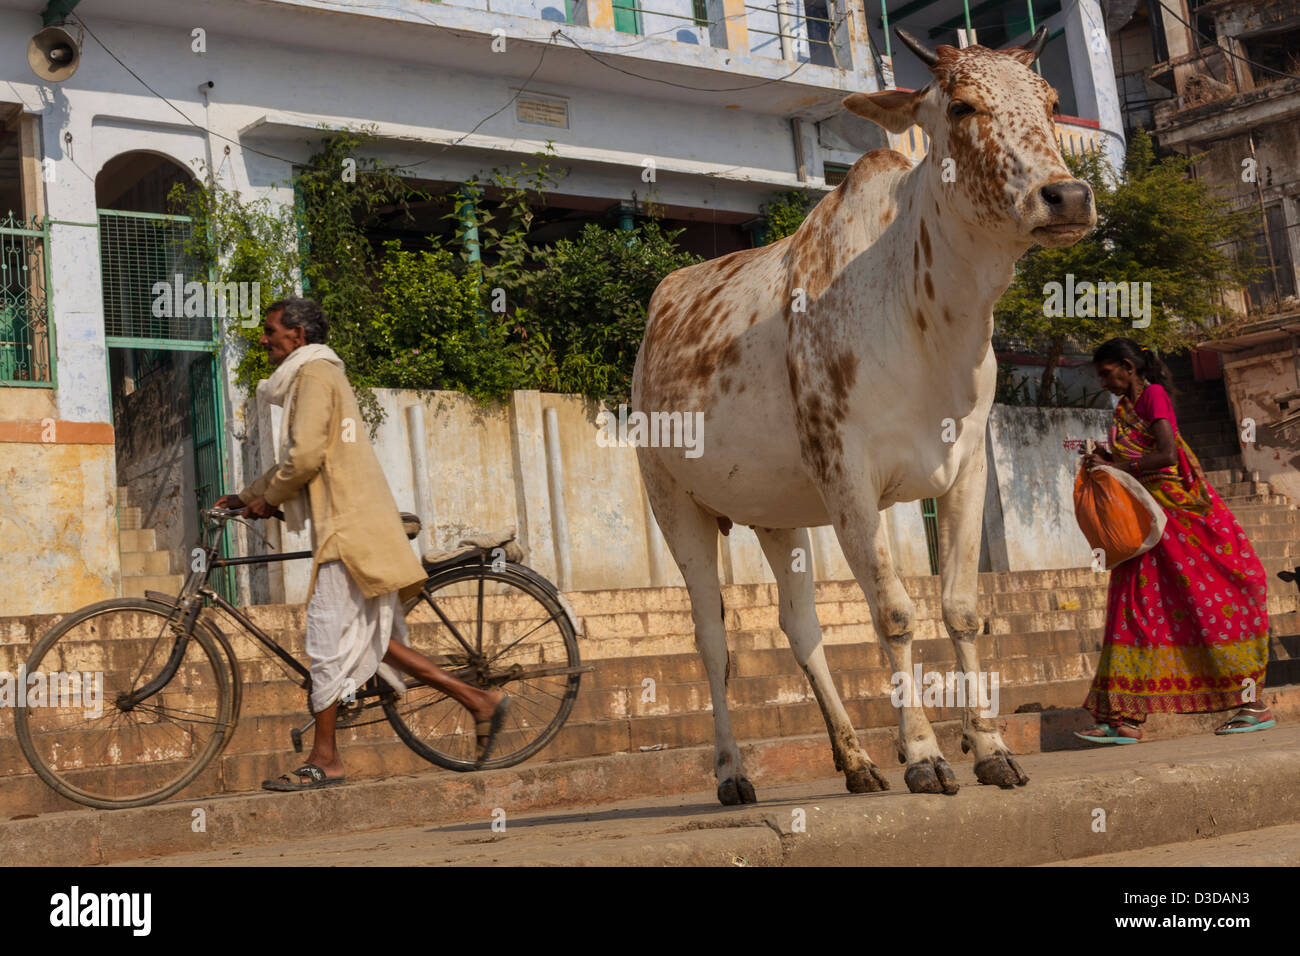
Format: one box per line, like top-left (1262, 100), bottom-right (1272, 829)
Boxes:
top-left (1076, 338), bottom-right (1273, 743)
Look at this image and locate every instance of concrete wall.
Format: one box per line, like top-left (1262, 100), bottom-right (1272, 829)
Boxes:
top-left (0, 435), bottom-right (120, 616)
top-left (1222, 347), bottom-right (1300, 502)
top-left (242, 390), bottom-right (1114, 604)
top-left (986, 405), bottom-right (1114, 572)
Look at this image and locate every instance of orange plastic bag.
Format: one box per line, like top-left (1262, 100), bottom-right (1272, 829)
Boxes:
top-left (1073, 443), bottom-right (1167, 571)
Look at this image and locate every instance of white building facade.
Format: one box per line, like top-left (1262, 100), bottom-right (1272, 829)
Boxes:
top-left (0, 0), bottom-right (1123, 614)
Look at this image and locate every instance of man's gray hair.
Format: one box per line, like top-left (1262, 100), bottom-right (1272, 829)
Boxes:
top-left (268, 298), bottom-right (329, 344)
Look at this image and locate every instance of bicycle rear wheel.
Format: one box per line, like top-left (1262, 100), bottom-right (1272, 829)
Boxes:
top-left (385, 561), bottom-right (582, 772)
top-left (14, 598), bottom-right (236, 810)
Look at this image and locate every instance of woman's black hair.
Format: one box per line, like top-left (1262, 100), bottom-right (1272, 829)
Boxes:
top-left (1093, 337), bottom-right (1175, 401)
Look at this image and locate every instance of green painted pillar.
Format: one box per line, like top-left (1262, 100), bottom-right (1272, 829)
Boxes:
top-left (459, 185), bottom-right (486, 331)
top-left (1027, 0), bottom-right (1043, 75)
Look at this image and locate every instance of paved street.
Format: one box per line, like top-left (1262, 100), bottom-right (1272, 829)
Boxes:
top-left (106, 724), bottom-right (1300, 867)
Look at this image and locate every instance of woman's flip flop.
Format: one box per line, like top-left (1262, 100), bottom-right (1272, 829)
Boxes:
top-left (1215, 711), bottom-right (1276, 735)
top-left (474, 695), bottom-right (511, 769)
top-left (1074, 722), bottom-right (1141, 744)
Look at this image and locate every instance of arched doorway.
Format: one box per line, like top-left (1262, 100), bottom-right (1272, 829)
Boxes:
top-left (97, 151), bottom-right (233, 601)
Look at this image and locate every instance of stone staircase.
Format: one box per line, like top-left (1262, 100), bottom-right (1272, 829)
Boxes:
top-left (4, 481), bottom-right (1298, 818)
top-left (116, 485), bottom-right (184, 599)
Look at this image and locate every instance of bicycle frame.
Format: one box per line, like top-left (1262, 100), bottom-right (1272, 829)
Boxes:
top-left (119, 510), bottom-right (328, 708)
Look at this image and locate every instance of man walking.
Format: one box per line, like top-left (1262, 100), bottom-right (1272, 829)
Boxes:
top-left (216, 298), bottom-right (509, 790)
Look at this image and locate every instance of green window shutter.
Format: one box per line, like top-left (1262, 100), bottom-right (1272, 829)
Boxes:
top-left (613, 0), bottom-right (641, 34)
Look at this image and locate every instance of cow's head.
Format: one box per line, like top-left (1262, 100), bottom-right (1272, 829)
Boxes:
top-left (843, 27), bottom-right (1095, 248)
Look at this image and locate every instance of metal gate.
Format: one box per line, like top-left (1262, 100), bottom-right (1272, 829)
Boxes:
top-left (99, 209), bottom-right (235, 602)
top-left (0, 213), bottom-right (53, 384)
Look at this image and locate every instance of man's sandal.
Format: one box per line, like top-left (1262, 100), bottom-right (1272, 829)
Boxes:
top-left (262, 763), bottom-right (347, 791)
top-left (473, 695), bottom-right (511, 769)
top-left (1215, 709), bottom-right (1276, 735)
top-left (1074, 721), bottom-right (1142, 745)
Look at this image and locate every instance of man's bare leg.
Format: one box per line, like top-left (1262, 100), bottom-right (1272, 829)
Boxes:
top-left (298, 646), bottom-right (503, 783)
top-left (383, 641), bottom-right (505, 745)
top-left (302, 702), bottom-right (345, 780)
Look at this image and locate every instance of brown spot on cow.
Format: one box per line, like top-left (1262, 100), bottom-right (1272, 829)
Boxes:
top-left (920, 220), bottom-right (932, 266)
top-left (826, 351), bottom-right (859, 407)
top-left (944, 307), bottom-right (954, 324)
top-left (913, 242), bottom-right (919, 272)
top-left (924, 273), bottom-right (934, 299)
top-left (915, 309), bottom-right (928, 332)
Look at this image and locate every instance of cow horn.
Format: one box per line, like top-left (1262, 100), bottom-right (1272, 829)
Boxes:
top-left (893, 27), bottom-right (939, 67)
top-left (1021, 25), bottom-right (1049, 60)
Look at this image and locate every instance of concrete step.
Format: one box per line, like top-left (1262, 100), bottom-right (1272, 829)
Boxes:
top-left (117, 507), bottom-right (143, 531)
top-left (1237, 508), bottom-right (1300, 527)
top-left (1257, 540), bottom-right (1300, 560)
top-left (0, 672), bottom-right (1101, 819)
top-left (6, 696), bottom-right (1300, 866)
top-left (1222, 481), bottom-right (1272, 498)
top-left (1190, 447), bottom-right (1242, 465)
top-left (117, 528), bottom-right (157, 552)
top-left (121, 574), bottom-right (185, 598)
top-left (119, 550), bottom-right (176, 576)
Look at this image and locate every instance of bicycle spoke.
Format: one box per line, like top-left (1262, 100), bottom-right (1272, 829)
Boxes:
top-left (420, 592), bottom-right (476, 658)
top-left (476, 571), bottom-right (485, 655)
top-left (484, 613), bottom-right (562, 666)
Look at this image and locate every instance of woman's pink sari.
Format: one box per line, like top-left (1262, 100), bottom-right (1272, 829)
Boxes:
top-left (1083, 385), bottom-right (1270, 723)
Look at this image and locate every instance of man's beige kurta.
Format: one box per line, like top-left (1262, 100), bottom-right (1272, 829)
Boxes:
top-left (240, 359), bottom-right (426, 604)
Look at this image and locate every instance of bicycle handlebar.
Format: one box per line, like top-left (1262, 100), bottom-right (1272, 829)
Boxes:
top-left (204, 506), bottom-right (287, 521)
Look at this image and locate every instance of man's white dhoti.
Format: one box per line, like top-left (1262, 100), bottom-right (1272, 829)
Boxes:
top-left (305, 560), bottom-right (410, 714)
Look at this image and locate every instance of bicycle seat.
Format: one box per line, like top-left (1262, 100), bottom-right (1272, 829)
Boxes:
top-left (400, 512), bottom-right (421, 541)
top-left (422, 526), bottom-right (525, 570)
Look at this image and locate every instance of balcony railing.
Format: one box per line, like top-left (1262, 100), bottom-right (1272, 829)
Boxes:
top-left (441, 0), bottom-right (853, 67)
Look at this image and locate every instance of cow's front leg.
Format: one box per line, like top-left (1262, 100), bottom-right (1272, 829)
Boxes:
top-left (754, 527), bottom-right (888, 795)
top-left (825, 481), bottom-right (957, 795)
top-left (936, 433), bottom-right (1028, 789)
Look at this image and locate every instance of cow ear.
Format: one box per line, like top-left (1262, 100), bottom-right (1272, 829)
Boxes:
top-left (842, 88), bottom-right (926, 134)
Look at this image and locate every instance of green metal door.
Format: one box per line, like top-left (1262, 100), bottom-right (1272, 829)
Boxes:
top-left (190, 353), bottom-right (235, 603)
top-left (99, 209), bottom-right (236, 602)
top-left (921, 498), bottom-right (940, 576)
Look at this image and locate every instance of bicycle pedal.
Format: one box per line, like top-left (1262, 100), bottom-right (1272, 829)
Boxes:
top-left (290, 728), bottom-right (304, 753)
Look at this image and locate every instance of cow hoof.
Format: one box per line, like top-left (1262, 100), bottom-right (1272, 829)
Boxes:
top-left (718, 776), bottom-right (758, 805)
top-left (904, 757), bottom-right (960, 795)
top-left (974, 753), bottom-right (1030, 789)
top-left (845, 764), bottom-right (890, 793)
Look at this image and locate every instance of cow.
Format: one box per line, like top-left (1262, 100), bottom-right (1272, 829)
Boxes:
top-left (630, 27), bottom-right (1096, 804)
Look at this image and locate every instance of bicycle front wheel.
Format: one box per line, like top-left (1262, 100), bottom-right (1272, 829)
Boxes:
top-left (14, 598), bottom-right (236, 810)
top-left (386, 561), bottom-right (582, 772)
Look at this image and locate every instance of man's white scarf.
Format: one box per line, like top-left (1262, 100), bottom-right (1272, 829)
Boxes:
top-left (263, 343), bottom-right (345, 533)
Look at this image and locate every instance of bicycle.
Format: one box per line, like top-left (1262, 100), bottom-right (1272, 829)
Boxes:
top-left (15, 507), bottom-right (589, 810)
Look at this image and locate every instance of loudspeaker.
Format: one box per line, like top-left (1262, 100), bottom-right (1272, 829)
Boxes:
top-left (28, 25), bottom-right (80, 82)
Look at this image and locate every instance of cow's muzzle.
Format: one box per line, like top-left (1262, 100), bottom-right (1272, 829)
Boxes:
top-left (1030, 179), bottom-right (1095, 246)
